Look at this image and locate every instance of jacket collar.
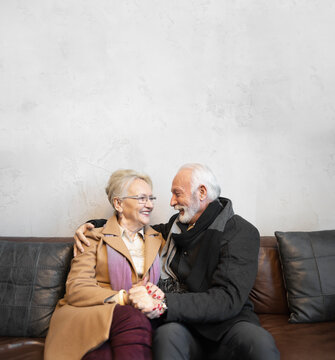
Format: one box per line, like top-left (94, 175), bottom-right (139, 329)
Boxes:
top-left (101, 214), bottom-right (162, 279)
top-left (101, 214), bottom-right (160, 237)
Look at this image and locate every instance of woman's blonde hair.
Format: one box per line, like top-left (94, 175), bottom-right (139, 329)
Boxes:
top-left (105, 169), bottom-right (153, 210)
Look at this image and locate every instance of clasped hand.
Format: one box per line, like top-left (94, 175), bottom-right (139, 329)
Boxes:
top-left (129, 282), bottom-right (165, 319)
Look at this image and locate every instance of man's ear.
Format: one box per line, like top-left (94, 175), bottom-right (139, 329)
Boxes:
top-left (199, 185), bottom-right (207, 200)
top-left (113, 198), bottom-right (123, 213)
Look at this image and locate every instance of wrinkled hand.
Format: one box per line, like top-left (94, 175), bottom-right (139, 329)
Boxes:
top-left (128, 286), bottom-right (162, 319)
top-left (73, 223), bottom-right (94, 257)
top-left (128, 286), bottom-right (155, 310)
top-left (145, 282), bottom-right (165, 300)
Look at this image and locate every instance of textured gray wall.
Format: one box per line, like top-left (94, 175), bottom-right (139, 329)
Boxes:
top-left (1, 1), bottom-right (335, 236)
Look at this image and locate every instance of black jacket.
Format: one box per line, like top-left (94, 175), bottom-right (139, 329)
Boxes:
top-left (153, 198), bottom-right (260, 341)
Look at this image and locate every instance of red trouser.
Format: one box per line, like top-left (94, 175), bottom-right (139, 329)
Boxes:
top-left (83, 305), bottom-right (152, 360)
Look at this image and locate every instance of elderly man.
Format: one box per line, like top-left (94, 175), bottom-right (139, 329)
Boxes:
top-left (75, 163), bottom-right (279, 360)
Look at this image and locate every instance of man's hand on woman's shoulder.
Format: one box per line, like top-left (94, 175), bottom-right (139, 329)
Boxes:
top-left (73, 223), bottom-right (94, 257)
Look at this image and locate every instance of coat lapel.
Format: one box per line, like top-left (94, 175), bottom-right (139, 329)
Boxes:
top-left (101, 215), bottom-right (163, 280)
top-left (143, 226), bottom-right (163, 277)
top-left (101, 215), bottom-right (137, 274)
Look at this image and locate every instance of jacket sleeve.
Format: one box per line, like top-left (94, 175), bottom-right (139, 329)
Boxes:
top-left (65, 229), bottom-right (117, 307)
top-left (87, 219), bottom-right (107, 228)
top-left (165, 216), bottom-right (260, 323)
top-left (152, 214), bottom-right (178, 240)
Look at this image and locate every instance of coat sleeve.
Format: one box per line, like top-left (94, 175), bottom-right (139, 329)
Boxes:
top-left (87, 219), bottom-right (107, 228)
top-left (165, 216), bottom-right (260, 323)
top-left (152, 214), bottom-right (178, 240)
top-left (65, 230), bottom-right (117, 307)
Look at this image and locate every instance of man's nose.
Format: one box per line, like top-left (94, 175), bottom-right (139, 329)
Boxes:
top-left (170, 194), bottom-right (177, 207)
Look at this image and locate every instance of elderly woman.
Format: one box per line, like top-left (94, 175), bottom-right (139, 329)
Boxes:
top-left (44, 170), bottom-right (164, 360)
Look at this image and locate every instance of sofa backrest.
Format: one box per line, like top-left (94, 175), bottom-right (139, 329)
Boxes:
top-left (1, 235), bottom-right (289, 328)
top-left (250, 236), bottom-right (289, 315)
top-left (0, 236), bottom-right (73, 337)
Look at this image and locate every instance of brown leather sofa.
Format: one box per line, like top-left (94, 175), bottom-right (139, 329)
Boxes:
top-left (251, 236), bottom-right (335, 360)
top-left (1, 235), bottom-right (335, 360)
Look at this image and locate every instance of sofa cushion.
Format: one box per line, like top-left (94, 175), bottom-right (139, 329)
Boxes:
top-left (259, 314), bottom-right (335, 360)
top-left (275, 230), bottom-right (335, 323)
top-left (0, 336), bottom-right (45, 360)
top-left (0, 240), bottom-right (73, 337)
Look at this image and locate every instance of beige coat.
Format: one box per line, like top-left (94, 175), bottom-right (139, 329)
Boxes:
top-left (44, 215), bottom-right (163, 360)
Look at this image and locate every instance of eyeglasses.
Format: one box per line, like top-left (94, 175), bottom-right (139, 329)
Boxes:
top-left (119, 195), bottom-right (157, 204)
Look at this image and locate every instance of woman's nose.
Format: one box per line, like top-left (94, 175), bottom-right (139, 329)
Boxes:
top-left (145, 198), bottom-right (154, 207)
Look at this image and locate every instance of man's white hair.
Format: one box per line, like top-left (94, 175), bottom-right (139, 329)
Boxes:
top-left (178, 163), bottom-right (221, 201)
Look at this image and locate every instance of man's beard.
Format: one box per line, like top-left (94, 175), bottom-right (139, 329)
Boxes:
top-left (175, 193), bottom-right (200, 224)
